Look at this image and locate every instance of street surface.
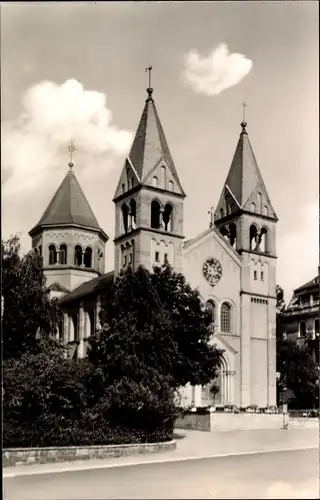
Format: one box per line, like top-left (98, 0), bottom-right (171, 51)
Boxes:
top-left (3, 448), bottom-right (319, 499)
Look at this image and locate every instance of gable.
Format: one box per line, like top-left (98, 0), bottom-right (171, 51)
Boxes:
top-left (142, 157), bottom-right (185, 195)
top-left (113, 158), bottom-right (141, 199)
top-left (243, 184), bottom-right (276, 219)
top-left (183, 227), bottom-right (241, 312)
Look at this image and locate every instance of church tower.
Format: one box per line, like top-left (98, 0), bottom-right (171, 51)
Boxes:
top-left (214, 120), bottom-right (278, 407)
top-left (29, 158), bottom-right (108, 296)
top-left (113, 83), bottom-right (186, 275)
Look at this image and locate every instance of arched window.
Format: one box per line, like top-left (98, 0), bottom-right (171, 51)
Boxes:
top-left (258, 193), bottom-right (262, 213)
top-left (74, 245), bottom-right (82, 266)
top-left (220, 226), bottom-right (229, 241)
top-left (131, 176), bottom-right (135, 188)
top-left (263, 206), bottom-right (268, 217)
top-left (122, 183), bottom-right (125, 193)
top-left (39, 245), bottom-right (42, 256)
top-left (84, 247), bottom-right (92, 268)
top-left (151, 200), bottom-right (161, 229)
top-left (121, 204), bottom-right (129, 234)
top-left (161, 166), bottom-right (166, 188)
top-left (220, 208), bottom-right (224, 218)
top-left (168, 181), bottom-right (174, 192)
top-left (163, 203), bottom-right (173, 232)
top-left (221, 303), bottom-right (232, 333)
top-left (251, 202), bottom-right (256, 213)
top-left (152, 176), bottom-right (158, 188)
top-left (206, 301), bottom-right (216, 333)
top-left (130, 199), bottom-right (136, 230)
top-left (231, 203), bottom-right (235, 213)
top-left (315, 319), bottom-right (319, 335)
top-left (49, 245), bottom-right (57, 265)
top-left (299, 321), bottom-right (306, 337)
top-left (260, 227), bottom-right (268, 253)
top-left (126, 167), bottom-right (130, 190)
top-left (229, 223), bottom-right (236, 248)
top-left (60, 244), bottom-right (67, 265)
top-left (250, 225), bottom-right (258, 251)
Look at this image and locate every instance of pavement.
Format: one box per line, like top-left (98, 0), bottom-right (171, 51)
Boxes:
top-left (3, 448), bottom-right (319, 499)
top-left (3, 426), bottom-right (318, 478)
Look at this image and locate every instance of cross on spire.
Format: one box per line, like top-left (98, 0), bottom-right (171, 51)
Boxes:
top-left (68, 140), bottom-right (77, 168)
top-left (145, 65), bottom-right (152, 89)
top-left (208, 206), bottom-right (215, 228)
top-left (242, 102), bottom-right (247, 123)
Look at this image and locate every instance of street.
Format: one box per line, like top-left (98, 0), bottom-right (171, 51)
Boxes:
top-left (3, 448), bottom-right (319, 499)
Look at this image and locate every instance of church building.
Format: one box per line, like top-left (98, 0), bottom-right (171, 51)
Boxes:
top-left (29, 83), bottom-right (278, 409)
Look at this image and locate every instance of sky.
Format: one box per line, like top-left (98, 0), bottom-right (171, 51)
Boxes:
top-left (1, 1), bottom-right (318, 303)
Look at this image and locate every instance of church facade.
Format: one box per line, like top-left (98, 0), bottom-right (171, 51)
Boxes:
top-left (29, 85), bottom-right (278, 408)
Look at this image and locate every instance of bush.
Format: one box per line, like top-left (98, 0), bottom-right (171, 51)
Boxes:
top-left (3, 349), bottom-right (177, 448)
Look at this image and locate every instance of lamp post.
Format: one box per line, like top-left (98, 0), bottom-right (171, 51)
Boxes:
top-left (276, 371), bottom-right (281, 407)
top-left (276, 371), bottom-right (288, 429)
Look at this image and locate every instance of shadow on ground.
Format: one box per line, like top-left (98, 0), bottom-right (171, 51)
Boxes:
top-left (172, 431), bottom-right (187, 440)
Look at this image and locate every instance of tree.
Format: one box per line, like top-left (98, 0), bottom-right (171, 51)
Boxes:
top-left (2, 235), bottom-right (63, 360)
top-left (277, 340), bottom-right (318, 409)
top-left (276, 284), bottom-right (318, 409)
top-left (89, 264), bottom-right (223, 391)
top-left (151, 262), bottom-right (223, 387)
top-left (87, 264), bottom-right (223, 440)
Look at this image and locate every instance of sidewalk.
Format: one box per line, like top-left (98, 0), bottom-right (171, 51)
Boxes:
top-left (3, 427), bottom-right (318, 478)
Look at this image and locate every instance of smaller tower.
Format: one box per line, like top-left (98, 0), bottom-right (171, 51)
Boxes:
top-left (29, 153), bottom-right (108, 295)
top-left (113, 77), bottom-right (186, 275)
top-left (215, 119), bottom-right (278, 408)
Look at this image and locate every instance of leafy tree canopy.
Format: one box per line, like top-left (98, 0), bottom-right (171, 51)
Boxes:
top-left (2, 235), bottom-right (63, 360)
top-left (89, 263), bottom-right (223, 391)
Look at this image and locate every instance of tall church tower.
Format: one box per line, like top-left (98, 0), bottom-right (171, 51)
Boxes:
top-left (29, 160), bottom-right (108, 296)
top-left (214, 120), bottom-right (278, 407)
top-left (113, 84), bottom-right (186, 275)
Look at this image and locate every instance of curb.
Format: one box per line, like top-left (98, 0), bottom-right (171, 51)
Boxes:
top-left (3, 439), bottom-right (176, 469)
top-left (3, 445), bottom-right (318, 479)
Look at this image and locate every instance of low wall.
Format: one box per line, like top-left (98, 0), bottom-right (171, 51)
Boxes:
top-left (3, 440), bottom-right (176, 468)
top-left (176, 412), bottom-right (286, 432)
top-left (288, 417), bottom-right (319, 429)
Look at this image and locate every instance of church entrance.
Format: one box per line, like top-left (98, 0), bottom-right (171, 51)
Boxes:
top-left (200, 357), bottom-right (235, 406)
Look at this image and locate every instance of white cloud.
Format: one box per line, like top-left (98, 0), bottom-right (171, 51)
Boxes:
top-left (183, 43), bottom-right (252, 96)
top-left (1, 79), bottom-right (133, 197)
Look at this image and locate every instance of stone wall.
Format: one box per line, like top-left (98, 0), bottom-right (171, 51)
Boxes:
top-left (3, 440), bottom-right (176, 468)
top-left (176, 412), bottom-right (286, 432)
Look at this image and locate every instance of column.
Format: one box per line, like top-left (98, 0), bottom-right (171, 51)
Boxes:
top-left (63, 313), bottom-right (69, 344)
top-left (78, 305), bottom-right (85, 358)
top-left (159, 207), bottom-right (164, 229)
top-left (240, 294), bottom-right (251, 406)
top-left (84, 311), bottom-right (90, 338)
top-left (56, 250), bottom-right (60, 264)
top-left (69, 316), bottom-right (74, 342)
top-left (194, 385), bottom-right (202, 407)
top-left (96, 296), bottom-right (101, 330)
top-left (191, 385), bottom-right (196, 406)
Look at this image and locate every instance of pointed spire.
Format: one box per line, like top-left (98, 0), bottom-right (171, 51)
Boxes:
top-left (29, 154), bottom-right (107, 238)
top-left (215, 119), bottom-right (277, 220)
top-left (121, 76), bottom-right (184, 195)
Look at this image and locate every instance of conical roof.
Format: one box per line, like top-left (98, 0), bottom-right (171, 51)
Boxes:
top-left (215, 122), bottom-right (277, 220)
top-left (114, 88), bottom-right (185, 198)
top-left (29, 166), bottom-right (104, 235)
top-left (130, 88), bottom-right (182, 182)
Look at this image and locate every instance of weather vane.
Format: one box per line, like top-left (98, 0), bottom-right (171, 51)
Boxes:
top-left (68, 140), bottom-right (77, 166)
top-left (145, 65), bottom-right (152, 88)
top-left (242, 102), bottom-right (247, 122)
top-left (208, 206), bottom-right (214, 228)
